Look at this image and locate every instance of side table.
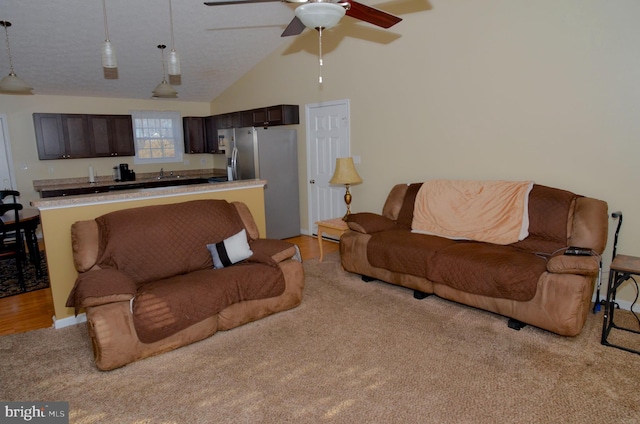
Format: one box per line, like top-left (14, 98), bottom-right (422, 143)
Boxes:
top-left (315, 218), bottom-right (349, 263)
top-left (601, 254), bottom-right (640, 355)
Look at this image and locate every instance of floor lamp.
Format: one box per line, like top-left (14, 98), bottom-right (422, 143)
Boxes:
top-left (329, 157), bottom-right (363, 221)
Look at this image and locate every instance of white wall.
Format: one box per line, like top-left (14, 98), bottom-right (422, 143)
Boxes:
top-left (212, 0), bottom-right (640, 302)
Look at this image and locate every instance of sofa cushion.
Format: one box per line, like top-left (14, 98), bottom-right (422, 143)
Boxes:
top-left (96, 200), bottom-right (245, 285)
top-left (367, 229), bottom-right (458, 278)
top-left (133, 263), bottom-right (286, 343)
top-left (207, 229), bottom-right (253, 269)
top-left (427, 242), bottom-right (547, 301)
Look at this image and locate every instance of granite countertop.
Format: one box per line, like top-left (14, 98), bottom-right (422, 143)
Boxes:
top-left (33, 168), bottom-right (228, 192)
top-left (31, 179), bottom-right (267, 209)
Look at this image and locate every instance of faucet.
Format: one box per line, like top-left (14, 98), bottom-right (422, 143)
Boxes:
top-left (158, 168), bottom-right (164, 179)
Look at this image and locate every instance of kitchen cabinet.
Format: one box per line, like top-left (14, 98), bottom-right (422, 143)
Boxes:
top-left (88, 115), bottom-right (134, 157)
top-left (183, 116), bottom-right (220, 154)
top-left (34, 113), bottom-right (133, 159)
top-left (214, 113), bottom-right (234, 130)
top-left (34, 113), bottom-right (93, 160)
top-left (183, 117), bottom-right (206, 154)
top-left (213, 105), bottom-right (299, 130)
top-left (250, 105), bottom-right (299, 127)
top-left (40, 186), bottom-right (110, 198)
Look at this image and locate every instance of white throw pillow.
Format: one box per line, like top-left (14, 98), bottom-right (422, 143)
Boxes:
top-left (207, 229), bottom-right (253, 269)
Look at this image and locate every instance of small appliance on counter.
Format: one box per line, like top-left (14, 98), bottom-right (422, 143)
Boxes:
top-left (113, 163), bottom-right (136, 182)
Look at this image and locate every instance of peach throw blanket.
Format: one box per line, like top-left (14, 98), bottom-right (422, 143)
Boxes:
top-left (412, 180), bottom-right (534, 245)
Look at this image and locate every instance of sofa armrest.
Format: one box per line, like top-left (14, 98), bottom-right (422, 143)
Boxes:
top-left (71, 219), bottom-right (100, 272)
top-left (249, 239), bottom-right (298, 264)
top-left (546, 254), bottom-right (600, 276)
top-left (346, 212), bottom-right (397, 234)
top-left (66, 268), bottom-right (136, 313)
top-left (232, 201), bottom-right (260, 240)
top-left (568, 197), bottom-right (608, 255)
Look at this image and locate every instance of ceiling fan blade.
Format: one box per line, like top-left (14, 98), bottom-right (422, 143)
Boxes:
top-left (204, 0), bottom-right (282, 6)
top-left (345, 0), bottom-right (402, 28)
top-left (281, 16), bottom-right (306, 37)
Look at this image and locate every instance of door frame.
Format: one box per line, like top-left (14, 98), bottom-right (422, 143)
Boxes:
top-left (0, 114), bottom-right (18, 191)
top-left (304, 99), bottom-right (351, 235)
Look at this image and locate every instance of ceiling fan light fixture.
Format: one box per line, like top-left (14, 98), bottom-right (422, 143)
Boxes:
top-left (295, 2), bottom-right (346, 30)
top-left (0, 20), bottom-right (33, 95)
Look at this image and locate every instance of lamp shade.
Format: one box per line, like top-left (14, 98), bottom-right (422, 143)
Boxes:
top-left (152, 80), bottom-right (178, 98)
top-left (330, 157), bottom-right (363, 185)
top-left (168, 50), bottom-right (180, 76)
top-left (0, 72), bottom-right (33, 94)
top-left (295, 2), bottom-right (346, 30)
top-left (0, 21), bottom-right (33, 94)
top-left (101, 40), bottom-right (117, 68)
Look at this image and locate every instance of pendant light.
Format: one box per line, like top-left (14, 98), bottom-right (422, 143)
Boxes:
top-left (152, 44), bottom-right (178, 98)
top-left (0, 21), bottom-right (33, 95)
top-left (294, 3), bottom-right (345, 84)
top-left (101, 0), bottom-right (118, 79)
top-left (167, 0), bottom-right (181, 85)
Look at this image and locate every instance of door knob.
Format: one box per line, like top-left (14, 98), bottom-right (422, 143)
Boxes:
top-left (310, 180), bottom-right (315, 184)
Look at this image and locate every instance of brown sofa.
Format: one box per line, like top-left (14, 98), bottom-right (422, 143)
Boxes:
top-left (67, 199), bottom-right (304, 370)
top-left (340, 182), bottom-right (608, 336)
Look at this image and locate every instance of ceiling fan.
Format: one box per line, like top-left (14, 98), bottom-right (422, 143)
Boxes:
top-left (204, 0), bottom-right (402, 37)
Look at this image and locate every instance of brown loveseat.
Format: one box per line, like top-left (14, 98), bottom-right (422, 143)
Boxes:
top-left (67, 199), bottom-right (304, 370)
top-left (340, 182), bottom-right (608, 336)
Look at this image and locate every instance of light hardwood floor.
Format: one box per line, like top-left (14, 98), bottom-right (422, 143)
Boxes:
top-left (0, 235), bottom-right (339, 336)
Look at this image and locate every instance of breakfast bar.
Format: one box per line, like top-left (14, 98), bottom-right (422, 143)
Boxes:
top-left (31, 179), bottom-right (267, 327)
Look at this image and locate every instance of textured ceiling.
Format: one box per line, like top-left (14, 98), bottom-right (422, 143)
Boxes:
top-left (0, 0), bottom-right (301, 102)
top-left (1, 0), bottom-right (430, 102)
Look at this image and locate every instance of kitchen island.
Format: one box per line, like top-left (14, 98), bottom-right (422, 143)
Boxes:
top-left (33, 168), bottom-right (228, 198)
top-left (31, 179), bottom-right (267, 327)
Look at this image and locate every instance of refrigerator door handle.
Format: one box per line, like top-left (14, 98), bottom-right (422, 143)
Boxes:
top-left (231, 147), bottom-right (238, 180)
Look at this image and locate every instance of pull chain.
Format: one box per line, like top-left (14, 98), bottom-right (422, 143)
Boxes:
top-left (318, 26), bottom-right (323, 84)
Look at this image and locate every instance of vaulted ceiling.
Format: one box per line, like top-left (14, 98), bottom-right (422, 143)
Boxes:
top-left (2, 0), bottom-right (429, 102)
top-left (1, 0), bottom-right (301, 102)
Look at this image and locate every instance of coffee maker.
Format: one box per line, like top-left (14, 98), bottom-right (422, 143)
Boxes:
top-left (113, 163), bottom-right (136, 182)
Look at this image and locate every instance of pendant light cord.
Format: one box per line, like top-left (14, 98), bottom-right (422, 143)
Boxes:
top-left (169, 0), bottom-right (176, 50)
top-left (158, 45), bottom-right (168, 81)
top-left (102, 0), bottom-right (110, 41)
top-left (2, 23), bottom-right (15, 73)
top-left (318, 26), bottom-right (323, 84)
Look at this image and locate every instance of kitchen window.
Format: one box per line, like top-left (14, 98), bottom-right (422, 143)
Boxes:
top-left (131, 110), bottom-right (184, 165)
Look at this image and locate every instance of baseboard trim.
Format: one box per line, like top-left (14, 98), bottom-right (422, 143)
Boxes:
top-left (53, 313), bottom-right (86, 329)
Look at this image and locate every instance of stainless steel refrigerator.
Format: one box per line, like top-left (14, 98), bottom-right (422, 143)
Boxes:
top-left (220, 127), bottom-right (300, 240)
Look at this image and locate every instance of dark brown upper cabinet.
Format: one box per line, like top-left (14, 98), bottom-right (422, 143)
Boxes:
top-left (214, 104), bottom-right (299, 130)
top-left (250, 105), bottom-right (299, 128)
top-left (88, 115), bottom-right (134, 157)
top-left (183, 116), bottom-right (220, 154)
top-left (34, 113), bottom-right (134, 160)
top-left (34, 113), bottom-right (92, 160)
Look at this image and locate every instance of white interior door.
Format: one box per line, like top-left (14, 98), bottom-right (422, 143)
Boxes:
top-left (306, 99), bottom-right (350, 235)
top-left (0, 114), bottom-right (17, 191)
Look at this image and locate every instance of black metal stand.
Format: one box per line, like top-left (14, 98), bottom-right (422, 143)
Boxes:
top-left (600, 211), bottom-right (640, 355)
top-left (600, 265), bottom-right (640, 355)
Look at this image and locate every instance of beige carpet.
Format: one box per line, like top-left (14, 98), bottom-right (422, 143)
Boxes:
top-left (1, 252), bottom-right (639, 423)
